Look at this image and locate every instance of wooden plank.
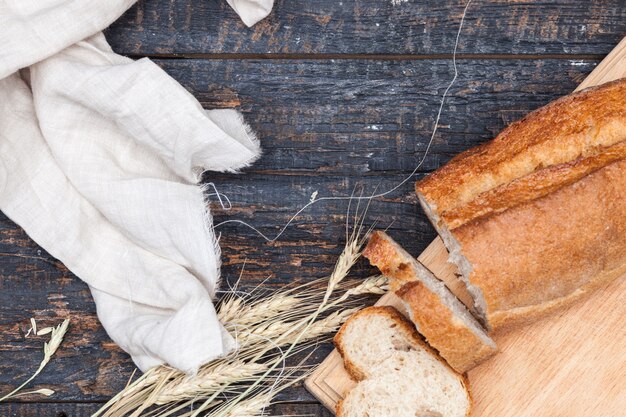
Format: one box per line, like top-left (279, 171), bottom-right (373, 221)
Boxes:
top-left (0, 401), bottom-right (334, 416)
top-left (305, 38), bottom-right (626, 416)
top-left (105, 0), bottom-right (626, 56)
top-left (307, 270), bottom-right (626, 415)
top-left (0, 250), bottom-right (137, 401)
top-left (152, 58), bottom-right (598, 175)
top-left (577, 37), bottom-right (626, 90)
top-left (0, 403), bottom-right (103, 416)
top-left (0, 58), bottom-right (600, 403)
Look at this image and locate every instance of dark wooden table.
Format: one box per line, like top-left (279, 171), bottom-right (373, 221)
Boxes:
top-left (1, 1), bottom-right (624, 416)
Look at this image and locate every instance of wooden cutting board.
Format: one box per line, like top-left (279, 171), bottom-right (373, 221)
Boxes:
top-left (305, 37), bottom-right (626, 417)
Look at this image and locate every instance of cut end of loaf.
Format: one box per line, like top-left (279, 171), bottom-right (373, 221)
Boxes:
top-left (364, 231), bottom-right (496, 372)
top-left (415, 191), bottom-right (490, 330)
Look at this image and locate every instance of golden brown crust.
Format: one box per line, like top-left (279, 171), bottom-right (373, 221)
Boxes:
top-left (335, 399), bottom-right (345, 417)
top-left (455, 159), bottom-right (626, 331)
top-left (415, 79), bottom-right (626, 332)
top-left (441, 140), bottom-right (626, 229)
top-left (363, 232), bottom-right (496, 373)
top-left (416, 78), bottom-right (626, 215)
top-left (396, 281), bottom-right (497, 373)
top-left (362, 231), bottom-right (419, 292)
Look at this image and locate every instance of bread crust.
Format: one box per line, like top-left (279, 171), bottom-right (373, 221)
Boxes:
top-left (363, 231), bottom-right (496, 373)
top-left (334, 306), bottom-right (472, 417)
top-left (363, 231), bottom-right (426, 292)
top-left (363, 230), bottom-right (475, 307)
top-left (441, 140), bottom-right (626, 229)
top-left (397, 281), bottom-right (497, 373)
top-left (416, 79), bottom-right (626, 332)
top-left (416, 78), bottom-right (626, 214)
top-left (454, 159), bottom-right (626, 331)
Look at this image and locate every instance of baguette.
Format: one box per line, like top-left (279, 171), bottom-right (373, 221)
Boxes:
top-left (334, 306), bottom-right (471, 417)
top-left (416, 78), bottom-right (626, 331)
top-left (363, 231), bottom-right (497, 373)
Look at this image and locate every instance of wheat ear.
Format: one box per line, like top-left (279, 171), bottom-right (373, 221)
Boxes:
top-left (0, 319), bottom-right (69, 402)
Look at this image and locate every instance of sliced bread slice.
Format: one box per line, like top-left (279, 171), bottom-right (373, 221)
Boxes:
top-left (334, 306), bottom-right (471, 417)
top-left (363, 231), bottom-right (497, 373)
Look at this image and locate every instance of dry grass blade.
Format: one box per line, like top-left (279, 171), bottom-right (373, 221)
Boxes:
top-left (8, 388), bottom-right (55, 398)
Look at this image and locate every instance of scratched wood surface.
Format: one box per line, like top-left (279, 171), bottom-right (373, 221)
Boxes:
top-left (0, 1), bottom-right (625, 416)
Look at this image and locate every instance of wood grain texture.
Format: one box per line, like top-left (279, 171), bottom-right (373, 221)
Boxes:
top-left (0, 57), bottom-right (605, 406)
top-left (577, 37), bottom-right (626, 90)
top-left (1, 1), bottom-right (624, 415)
top-left (153, 58), bottom-right (598, 175)
top-left (306, 37), bottom-right (626, 417)
top-left (105, 0), bottom-right (626, 56)
top-left (308, 267), bottom-right (626, 416)
top-left (0, 402), bottom-right (334, 417)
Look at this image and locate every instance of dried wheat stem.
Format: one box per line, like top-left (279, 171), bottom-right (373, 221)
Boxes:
top-left (323, 238), bottom-right (362, 304)
top-left (128, 369), bottom-right (179, 417)
top-left (333, 275), bottom-right (388, 304)
top-left (0, 319), bottom-right (69, 403)
top-left (155, 361), bottom-right (267, 404)
top-left (222, 392), bottom-right (273, 417)
top-left (304, 308), bottom-right (359, 339)
top-left (219, 295), bottom-right (301, 327)
top-left (188, 227), bottom-right (365, 417)
top-left (92, 369), bottom-right (161, 417)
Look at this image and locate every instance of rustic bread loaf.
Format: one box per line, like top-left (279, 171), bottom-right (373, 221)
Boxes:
top-left (363, 231), bottom-right (496, 373)
top-left (415, 78), bottom-right (626, 331)
top-left (334, 306), bottom-right (471, 417)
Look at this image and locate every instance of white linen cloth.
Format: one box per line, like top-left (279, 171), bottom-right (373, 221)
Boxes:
top-left (0, 0), bottom-right (272, 374)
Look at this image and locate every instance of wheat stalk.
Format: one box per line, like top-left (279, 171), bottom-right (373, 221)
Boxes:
top-left (187, 214), bottom-right (367, 417)
top-left (94, 271), bottom-right (380, 417)
top-left (322, 233), bottom-right (363, 304)
top-left (129, 301), bottom-right (360, 412)
top-left (334, 275), bottom-right (388, 304)
top-left (304, 308), bottom-right (359, 338)
top-left (155, 361), bottom-right (267, 404)
top-left (221, 392), bottom-right (273, 417)
top-left (219, 295), bottom-right (301, 327)
top-left (143, 305), bottom-right (358, 410)
top-left (0, 319), bottom-right (69, 403)
top-left (94, 203), bottom-right (382, 417)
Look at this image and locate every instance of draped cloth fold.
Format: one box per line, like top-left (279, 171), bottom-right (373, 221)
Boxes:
top-left (0, 0), bottom-right (271, 374)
